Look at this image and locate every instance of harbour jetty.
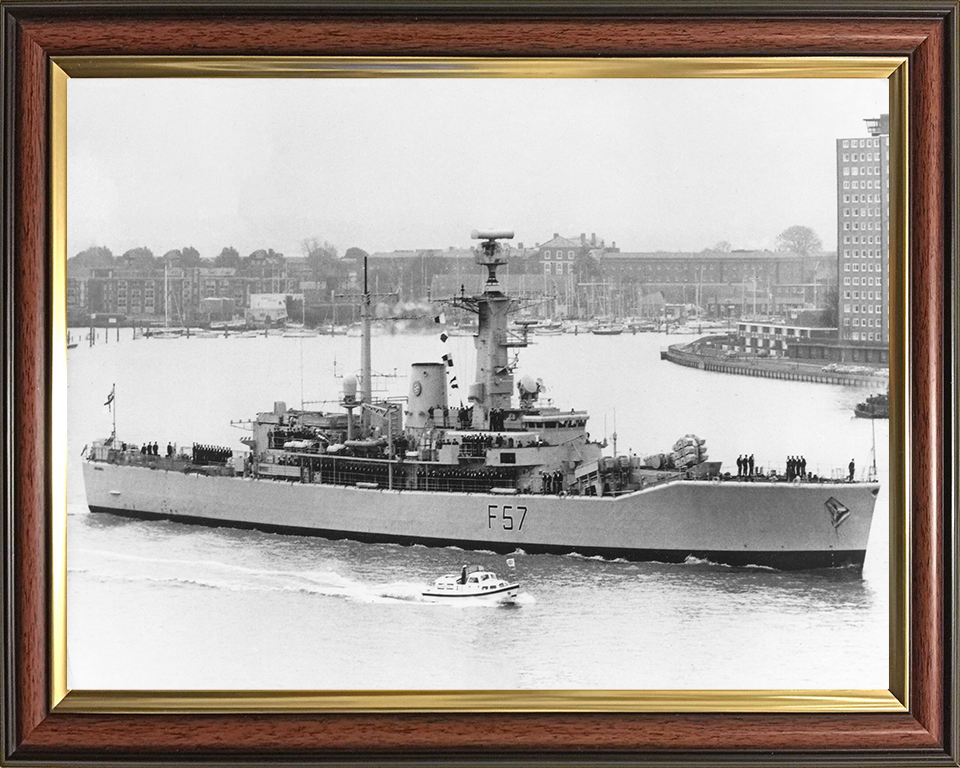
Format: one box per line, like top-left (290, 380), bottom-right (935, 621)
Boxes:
top-left (661, 338), bottom-right (887, 388)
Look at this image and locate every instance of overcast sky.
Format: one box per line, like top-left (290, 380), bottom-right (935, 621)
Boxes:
top-left (67, 78), bottom-right (887, 259)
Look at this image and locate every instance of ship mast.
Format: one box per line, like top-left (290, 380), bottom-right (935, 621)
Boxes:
top-left (452, 230), bottom-right (528, 430)
top-left (361, 257), bottom-right (372, 432)
top-left (336, 256), bottom-right (395, 436)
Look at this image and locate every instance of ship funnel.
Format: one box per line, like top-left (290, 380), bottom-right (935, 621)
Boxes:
top-left (404, 363), bottom-right (448, 431)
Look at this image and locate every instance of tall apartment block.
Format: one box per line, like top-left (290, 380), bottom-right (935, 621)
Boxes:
top-left (836, 113), bottom-right (889, 344)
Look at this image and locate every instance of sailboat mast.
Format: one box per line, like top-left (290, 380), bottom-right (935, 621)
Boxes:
top-left (164, 261), bottom-right (169, 328)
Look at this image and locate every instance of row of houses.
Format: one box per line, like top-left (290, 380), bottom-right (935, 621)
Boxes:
top-left (66, 234), bottom-right (835, 325)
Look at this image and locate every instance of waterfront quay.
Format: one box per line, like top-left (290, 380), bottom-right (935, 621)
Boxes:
top-left (661, 339), bottom-right (888, 388)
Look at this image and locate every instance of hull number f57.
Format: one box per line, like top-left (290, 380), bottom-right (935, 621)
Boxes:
top-left (488, 504), bottom-right (527, 531)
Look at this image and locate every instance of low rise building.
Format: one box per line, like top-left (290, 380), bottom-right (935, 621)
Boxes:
top-left (246, 293), bottom-right (291, 325)
top-left (736, 320), bottom-right (837, 357)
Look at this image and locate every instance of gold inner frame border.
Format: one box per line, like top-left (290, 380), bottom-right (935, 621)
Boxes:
top-left (48, 55), bottom-right (910, 715)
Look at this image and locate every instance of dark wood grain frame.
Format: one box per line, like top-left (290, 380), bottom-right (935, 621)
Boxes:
top-left (1, 2), bottom-right (957, 766)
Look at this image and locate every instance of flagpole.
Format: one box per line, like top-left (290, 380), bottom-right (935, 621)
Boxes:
top-left (112, 383), bottom-right (116, 442)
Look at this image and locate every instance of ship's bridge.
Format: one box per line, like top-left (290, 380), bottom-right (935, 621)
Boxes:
top-left (519, 409), bottom-right (590, 448)
top-left (520, 410), bottom-right (589, 431)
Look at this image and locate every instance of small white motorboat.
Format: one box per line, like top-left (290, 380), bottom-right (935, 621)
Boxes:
top-left (422, 564), bottom-right (519, 604)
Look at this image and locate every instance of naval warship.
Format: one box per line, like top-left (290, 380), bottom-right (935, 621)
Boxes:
top-left (83, 231), bottom-right (879, 570)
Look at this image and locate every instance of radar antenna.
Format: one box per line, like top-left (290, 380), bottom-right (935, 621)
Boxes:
top-left (470, 229), bottom-right (514, 288)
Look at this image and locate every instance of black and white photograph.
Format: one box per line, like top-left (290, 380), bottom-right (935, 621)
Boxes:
top-left (65, 76), bottom-right (891, 691)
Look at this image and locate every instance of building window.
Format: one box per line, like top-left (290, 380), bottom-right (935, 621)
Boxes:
top-left (843, 140), bottom-right (849, 148)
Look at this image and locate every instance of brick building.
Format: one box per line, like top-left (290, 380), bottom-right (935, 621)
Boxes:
top-left (597, 250), bottom-right (833, 318)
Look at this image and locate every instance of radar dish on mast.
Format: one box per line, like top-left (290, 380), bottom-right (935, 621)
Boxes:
top-left (470, 229), bottom-right (513, 287)
top-left (471, 229), bottom-right (515, 241)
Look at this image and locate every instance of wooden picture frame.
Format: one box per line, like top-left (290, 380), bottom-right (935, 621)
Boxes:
top-left (2, 2), bottom-right (957, 765)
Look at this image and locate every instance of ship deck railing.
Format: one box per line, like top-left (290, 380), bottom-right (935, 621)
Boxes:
top-left (256, 451), bottom-right (517, 493)
top-left (87, 450), bottom-right (235, 475)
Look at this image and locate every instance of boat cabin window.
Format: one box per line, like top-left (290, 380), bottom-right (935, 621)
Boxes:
top-left (467, 576), bottom-right (479, 583)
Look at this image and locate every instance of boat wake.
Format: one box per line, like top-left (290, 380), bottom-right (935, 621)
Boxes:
top-left (420, 591), bottom-right (535, 608)
top-left (70, 549), bottom-right (428, 604)
top-left (569, 553), bottom-right (631, 564)
top-left (681, 555), bottom-right (727, 567)
top-left (679, 555), bottom-right (777, 572)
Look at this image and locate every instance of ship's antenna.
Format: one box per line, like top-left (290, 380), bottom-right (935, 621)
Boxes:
top-left (104, 382), bottom-right (116, 443)
top-left (612, 408), bottom-right (618, 456)
top-left (361, 256), bottom-right (372, 430)
top-left (335, 255), bottom-right (397, 435)
top-left (869, 414), bottom-right (878, 481)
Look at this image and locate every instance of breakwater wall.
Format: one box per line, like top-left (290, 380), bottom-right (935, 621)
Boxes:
top-left (660, 344), bottom-right (887, 388)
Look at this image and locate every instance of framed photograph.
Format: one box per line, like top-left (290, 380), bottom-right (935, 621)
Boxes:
top-left (2, 2), bottom-right (957, 766)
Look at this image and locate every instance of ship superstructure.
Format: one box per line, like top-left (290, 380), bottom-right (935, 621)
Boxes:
top-left (83, 231), bottom-right (880, 570)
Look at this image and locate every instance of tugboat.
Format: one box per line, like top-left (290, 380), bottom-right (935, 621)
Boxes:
top-left (83, 230), bottom-right (880, 571)
top-left (422, 564), bottom-right (520, 604)
top-left (854, 391), bottom-right (889, 419)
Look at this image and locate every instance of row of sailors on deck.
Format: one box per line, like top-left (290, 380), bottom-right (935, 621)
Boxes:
top-left (438, 433), bottom-right (548, 451)
top-left (786, 455), bottom-right (808, 481)
top-left (193, 443), bottom-right (233, 464)
top-left (426, 405), bottom-right (474, 429)
top-left (540, 470), bottom-right (565, 494)
top-left (416, 466), bottom-right (513, 483)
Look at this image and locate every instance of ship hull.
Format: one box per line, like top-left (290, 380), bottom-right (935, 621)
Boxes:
top-left (83, 462), bottom-right (879, 571)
